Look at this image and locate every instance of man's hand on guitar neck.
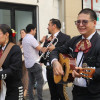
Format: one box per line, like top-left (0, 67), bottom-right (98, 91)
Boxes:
top-left (72, 67), bottom-right (82, 78)
top-left (52, 60), bottom-right (64, 75)
top-left (72, 67), bottom-right (95, 79)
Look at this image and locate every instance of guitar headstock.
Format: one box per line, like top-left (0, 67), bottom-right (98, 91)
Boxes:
top-left (78, 67), bottom-right (95, 79)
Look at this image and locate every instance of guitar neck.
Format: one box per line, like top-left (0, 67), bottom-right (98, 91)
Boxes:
top-left (77, 67), bottom-right (95, 79)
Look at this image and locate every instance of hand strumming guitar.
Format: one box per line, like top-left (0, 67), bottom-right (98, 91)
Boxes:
top-left (52, 60), bottom-right (64, 75)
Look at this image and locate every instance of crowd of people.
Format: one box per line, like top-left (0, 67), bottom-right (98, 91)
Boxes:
top-left (0, 8), bottom-right (100, 100)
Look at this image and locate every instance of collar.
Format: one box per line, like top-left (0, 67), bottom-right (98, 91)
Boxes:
top-left (54, 31), bottom-right (60, 37)
top-left (82, 31), bottom-right (96, 40)
top-left (2, 44), bottom-right (7, 51)
top-left (27, 33), bottom-right (34, 37)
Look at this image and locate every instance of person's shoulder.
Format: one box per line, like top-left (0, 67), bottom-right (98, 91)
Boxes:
top-left (71, 35), bottom-right (81, 40)
top-left (23, 34), bottom-right (33, 43)
top-left (17, 41), bottom-right (21, 46)
top-left (24, 34), bottom-right (30, 39)
top-left (11, 44), bottom-right (21, 52)
top-left (59, 31), bottom-right (70, 38)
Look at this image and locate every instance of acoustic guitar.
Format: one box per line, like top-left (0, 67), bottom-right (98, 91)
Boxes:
top-left (54, 53), bottom-right (76, 84)
top-left (54, 53), bottom-right (96, 84)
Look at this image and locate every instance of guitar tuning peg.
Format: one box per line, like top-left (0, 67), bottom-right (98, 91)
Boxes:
top-left (93, 67), bottom-right (95, 69)
top-left (80, 73), bottom-right (82, 75)
top-left (80, 73), bottom-right (84, 75)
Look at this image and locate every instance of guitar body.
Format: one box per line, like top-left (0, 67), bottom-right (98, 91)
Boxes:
top-left (54, 53), bottom-right (76, 84)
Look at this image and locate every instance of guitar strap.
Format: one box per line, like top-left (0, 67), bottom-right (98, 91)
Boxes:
top-left (0, 42), bottom-right (15, 68)
top-left (78, 53), bottom-right (84, 67)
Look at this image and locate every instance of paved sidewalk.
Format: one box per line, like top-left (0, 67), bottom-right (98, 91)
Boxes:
top-left (34, 83), bottom-right (50, 100)
top-left (25, 82), bottom-right (73, 100)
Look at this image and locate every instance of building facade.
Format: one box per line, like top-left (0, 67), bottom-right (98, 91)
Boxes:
top-left (0, 0), bottom-right (61, 42)
top-left (65, 0), bottom-right (82, 37)
top-left (1, 0), bottom-right (98, 41)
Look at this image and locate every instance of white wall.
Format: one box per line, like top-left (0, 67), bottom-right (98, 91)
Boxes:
top-left (38, 0), bottom-right (59, 39)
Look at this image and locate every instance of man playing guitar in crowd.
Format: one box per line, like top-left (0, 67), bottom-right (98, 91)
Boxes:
top-left (50, 8), bottom-right (100, 100)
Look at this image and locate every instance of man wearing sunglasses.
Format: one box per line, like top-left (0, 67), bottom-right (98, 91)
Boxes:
top-left (50, 8), bottom-right (100, 100)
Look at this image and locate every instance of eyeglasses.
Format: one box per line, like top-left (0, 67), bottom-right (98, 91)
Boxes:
top-left (75, 20), bottom-right (93, 26)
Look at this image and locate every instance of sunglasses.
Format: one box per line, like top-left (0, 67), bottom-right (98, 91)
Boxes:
top-left (75, 20), bottom-right (93, 26)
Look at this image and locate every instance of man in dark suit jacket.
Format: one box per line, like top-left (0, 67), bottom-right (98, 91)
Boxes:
top-left (40, 18), bottom-right (71, 100)
top-left (50, 9), bottom-right (100, 100)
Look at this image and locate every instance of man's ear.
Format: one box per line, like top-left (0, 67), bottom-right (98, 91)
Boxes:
top-left (31, 29), bottom-right (33, 32)
top-left (53, 24), bottom-right (56, 29)
top-left (6, 32), bottom-right (9, 38)
top-left (94, 20), bottom-right (97, 26)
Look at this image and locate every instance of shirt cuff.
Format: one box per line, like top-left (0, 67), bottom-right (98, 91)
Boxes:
top-left (51, 58), bottom-right (58, 65)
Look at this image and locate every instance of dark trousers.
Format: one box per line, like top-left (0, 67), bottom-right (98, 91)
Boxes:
top-left (5, 85), bottom-right (23, 100)
top-left (46, 67), bottom-right (67, 100)
top-left (72, 85), bottom-right (100, 100)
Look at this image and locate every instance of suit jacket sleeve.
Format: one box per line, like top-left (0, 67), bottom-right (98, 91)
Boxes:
top-left (50, 36), bottom-right (72, 62)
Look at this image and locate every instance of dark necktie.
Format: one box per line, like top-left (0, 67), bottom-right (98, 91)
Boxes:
top-left (75, 39), bottom-right (91, 53)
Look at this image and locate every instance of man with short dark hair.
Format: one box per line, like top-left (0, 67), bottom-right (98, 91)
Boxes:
top-left (22, 24), bottom-right (45, 100)
top-left (40, 18), bottom-right (71, 100)
top-left (50, 8), bottom-right (100, 100)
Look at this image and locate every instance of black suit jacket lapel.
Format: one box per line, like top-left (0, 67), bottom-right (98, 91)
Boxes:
top-left (83, 32), bottom-right (99, 61)
top-left (55, 31), bottom-right (64, 47)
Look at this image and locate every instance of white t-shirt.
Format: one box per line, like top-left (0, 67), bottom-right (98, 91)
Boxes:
top-left (22, 34), bottom-right (39, 68)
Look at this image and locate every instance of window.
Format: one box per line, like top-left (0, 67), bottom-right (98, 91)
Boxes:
top-left (0, 9), bottom-right (11, 26)
top-left (15, 10), bottom-right (32, 41)
top-left (0, 2), bottom-right (37, 42)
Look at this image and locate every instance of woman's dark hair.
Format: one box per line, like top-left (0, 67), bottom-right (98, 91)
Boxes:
top-left (50, 18), bottom-right (61, 29)
top-left (20, 29), bottom-right (26, 34)
top-left (78, 8), bottom-right (97, 21)
top-left (26, 24), bottom-right (36, 33)
top-left (0, 24), bottom-right (15, 43)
